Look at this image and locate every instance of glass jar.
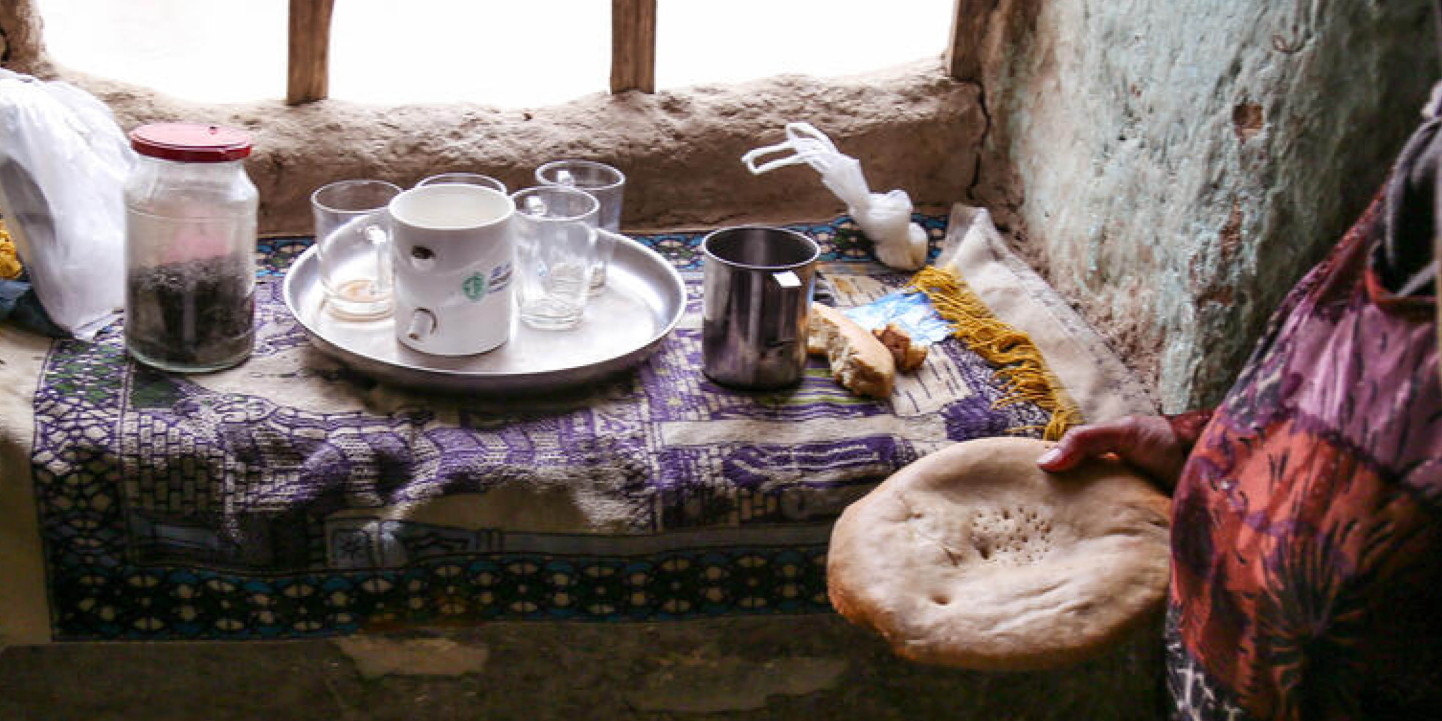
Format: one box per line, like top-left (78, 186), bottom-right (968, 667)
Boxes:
top-left (124, 122), bottom-right (259, 373)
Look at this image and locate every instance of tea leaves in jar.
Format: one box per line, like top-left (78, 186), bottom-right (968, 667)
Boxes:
top-left (125, 253), bottom-right (255, 372)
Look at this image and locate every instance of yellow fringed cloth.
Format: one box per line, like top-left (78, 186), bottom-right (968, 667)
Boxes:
top-left (909, 265), bottom-right (1083, 440)
top-left (0, 218), bottom-right (20, 280)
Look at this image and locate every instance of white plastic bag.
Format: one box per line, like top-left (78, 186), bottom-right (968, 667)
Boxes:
top-left (0, 69), bottom-right (133, 338)
top-left (742, 123), bottom-right (928, 270)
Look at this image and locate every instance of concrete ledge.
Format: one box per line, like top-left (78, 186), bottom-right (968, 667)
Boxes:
top-left (0, 613), bottom-right (1165, 720)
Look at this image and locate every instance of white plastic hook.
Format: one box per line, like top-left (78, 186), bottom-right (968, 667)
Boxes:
top-left (741, 122), bottom-right (842, 175)
top-left (740, 122), bottom-right (929, 270)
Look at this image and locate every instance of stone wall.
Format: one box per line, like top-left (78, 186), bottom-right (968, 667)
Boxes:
top-left (981, 0), bottom-right (1439, 409)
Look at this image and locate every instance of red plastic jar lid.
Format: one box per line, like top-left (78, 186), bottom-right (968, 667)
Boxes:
top-left (129, 122), bottom-right (253, 162)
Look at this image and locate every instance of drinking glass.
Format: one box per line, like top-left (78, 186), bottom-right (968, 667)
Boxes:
top-left (510, 186), bottom-right (600, 330)
top-left (417, 172), bottom-right (508, 195)
top-left (535, 160), bottom-right (625, 294)
top-left (311, 179), bottom-right (402, 320)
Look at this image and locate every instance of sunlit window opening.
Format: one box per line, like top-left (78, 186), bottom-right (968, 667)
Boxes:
top-left (655, 0), bottom-right (953, 89)
top-left (35, 0), bottom-right (288, 104)
top-left (36, 0), bottom-right (954, 106)
top-left (328, 0), bottom-right (611, 106)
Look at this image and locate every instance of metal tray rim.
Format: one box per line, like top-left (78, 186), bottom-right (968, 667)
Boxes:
top-left (281, 235), bottom-right (687, 393)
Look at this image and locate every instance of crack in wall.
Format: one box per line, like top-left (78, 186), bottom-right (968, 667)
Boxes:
top-left (968, 79), bottom-right (992, 202)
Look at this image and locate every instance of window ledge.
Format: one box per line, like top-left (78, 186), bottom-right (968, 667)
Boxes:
top-left (38, 59), bottom-right (987, 234)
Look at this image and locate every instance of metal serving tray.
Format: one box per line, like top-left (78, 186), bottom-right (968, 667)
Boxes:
top-left (282, 235), bottom-right (687, 394)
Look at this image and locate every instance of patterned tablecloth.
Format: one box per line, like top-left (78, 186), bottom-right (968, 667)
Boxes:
top-left (0, 212), bottom-right (1154, 643)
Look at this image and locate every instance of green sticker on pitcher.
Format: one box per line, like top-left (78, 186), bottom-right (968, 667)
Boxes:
top-left (462, 272), bottom-right (488, 301)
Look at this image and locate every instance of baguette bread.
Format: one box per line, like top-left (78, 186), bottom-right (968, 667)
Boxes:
top-left (807, 303), bottom-right (896, 398)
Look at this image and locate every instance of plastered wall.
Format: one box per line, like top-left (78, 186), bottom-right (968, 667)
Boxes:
top-left (983, 0), bottom-right (1438, 408)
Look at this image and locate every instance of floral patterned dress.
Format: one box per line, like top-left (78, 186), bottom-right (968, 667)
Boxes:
top-left (1165, 113), bottom-right (1442, 720)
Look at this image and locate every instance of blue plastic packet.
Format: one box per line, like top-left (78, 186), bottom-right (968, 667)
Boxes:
top-left (841, 289), bottom-right (953, 345)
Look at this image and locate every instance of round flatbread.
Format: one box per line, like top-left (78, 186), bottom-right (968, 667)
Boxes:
top-left (827, 436), bottom-right (1171, 671)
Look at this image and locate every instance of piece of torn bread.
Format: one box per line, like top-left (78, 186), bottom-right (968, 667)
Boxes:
top-left (872, 324), bottom-right (928, 372)
top-left (807, 303), bottom-right (896, 398)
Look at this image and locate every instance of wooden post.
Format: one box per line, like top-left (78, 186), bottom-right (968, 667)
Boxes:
top-left (287, 0), bottom-right (335, 105)
top-left (0, 0), bottom-right (47, 71)
top-left (945, 0), bottom-right (993, 81)
top-left (611, 0), bottom-right (657, 94)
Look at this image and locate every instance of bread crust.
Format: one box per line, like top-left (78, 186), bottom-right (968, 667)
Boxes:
top-left (807, 303), bottom-right (896, 398)
top-left (827, 437), bottom-right (1171, 671)
top-left (872, 323), bottom-right (928, 372)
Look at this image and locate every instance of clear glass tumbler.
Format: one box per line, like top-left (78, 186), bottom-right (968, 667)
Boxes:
top-left (535, 160), bottom-right (625, 294)
top-left (417, 172), bottom-right (508, 195)
top-left (510, 185), bottom-right (600, 330)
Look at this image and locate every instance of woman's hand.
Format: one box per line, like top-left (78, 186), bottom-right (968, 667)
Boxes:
top-left (1036, 415), bottom-right (1191, 491)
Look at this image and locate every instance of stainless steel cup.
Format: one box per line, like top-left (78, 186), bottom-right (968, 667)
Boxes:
top-left (701, 226), bottom-right (820, 389)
